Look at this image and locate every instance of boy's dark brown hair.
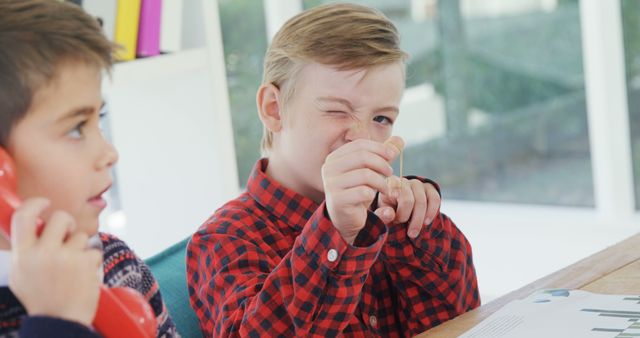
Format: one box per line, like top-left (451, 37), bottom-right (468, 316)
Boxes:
top-left (0, 0), bottom-right (115, 146)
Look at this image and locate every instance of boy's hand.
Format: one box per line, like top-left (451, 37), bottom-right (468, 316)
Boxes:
top-left (322, 139), bottom-right (400, 244)
top-left (374, 178), bottom-right (441, 238)
top-left (9, 198), bottom-right (103, 327)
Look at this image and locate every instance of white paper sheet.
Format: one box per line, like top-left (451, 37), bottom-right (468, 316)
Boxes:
top-left (460, 289), bottom-right (640, 338)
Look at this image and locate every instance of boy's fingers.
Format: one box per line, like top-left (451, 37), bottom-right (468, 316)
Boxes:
top-left (329, 168), bottom-right (389, 193)
top-left (329, 150), bottom-right (394, 177)
top-left (65, 231), bottom-right (90, 250)
top-left (84, 248), bottom-right (103, 270)
top-left (374, 206), bottom-right (395, 224)
top-left (424, 183), bottom-right (441, 225)
top-left (39, 211), bottom-right (75, 248)
top-left (335, 186), bottom-right (378, 206)
top-left (330, 138), bottom-right (400, 163)
top-left (383, 136), bottom-right (405, 155)
top-left (394, 178), bottom-right (414, 224)
top-left (408, 180), bottom-right (427, 238)
top-left (377, 190), bottom-right (397, 209)
top-left (10, 198), bottom-right (50, 252)
top-left (386, 176), bottom-right (402, 199)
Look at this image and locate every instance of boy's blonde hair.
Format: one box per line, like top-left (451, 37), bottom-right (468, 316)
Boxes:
top-left (260, 3), bottom-right (408, 154)
top-left (0, 0), bottom-right (115, 147)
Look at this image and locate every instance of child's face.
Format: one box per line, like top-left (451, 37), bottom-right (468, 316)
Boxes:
top-left (6, 63), bottom-right (118, 236)
top-left (270, 62), bottom-right (404, 202)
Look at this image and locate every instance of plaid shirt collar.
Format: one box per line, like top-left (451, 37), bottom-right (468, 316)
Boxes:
top-left (246, 158), bottom-right (319, 233)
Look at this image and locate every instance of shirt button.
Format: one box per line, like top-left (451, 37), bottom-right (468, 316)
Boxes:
top-left (327, 249), bottom-right (338, 262)
top-left (369, 315), bottom-right (378, 328)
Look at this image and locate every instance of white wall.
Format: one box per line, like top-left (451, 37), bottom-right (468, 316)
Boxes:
top-left (443, 201), bottom-right (639, 303)
top-left (101, 50), bottom-right (238, 258)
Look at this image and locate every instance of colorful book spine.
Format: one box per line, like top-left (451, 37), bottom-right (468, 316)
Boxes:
top-left (136, 0), bottom-right (162, 57)
top-left (114, 0), bottom-right (142, 61)
top-left (160, 0), bottom-right (182, 53)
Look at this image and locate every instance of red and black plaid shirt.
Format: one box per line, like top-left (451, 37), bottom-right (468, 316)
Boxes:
top-left (187, 159), bottom-right (479, 337)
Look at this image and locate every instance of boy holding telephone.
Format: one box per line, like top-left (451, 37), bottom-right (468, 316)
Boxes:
top-left (0, 1), bottom-right (177, 337)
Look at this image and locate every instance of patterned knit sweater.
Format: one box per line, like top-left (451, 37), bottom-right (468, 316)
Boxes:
top-left (0, 233), bottom-right (179, 337)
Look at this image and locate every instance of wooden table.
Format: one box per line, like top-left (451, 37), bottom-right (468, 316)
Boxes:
top-left (416, 232), bottom-right (640, 337)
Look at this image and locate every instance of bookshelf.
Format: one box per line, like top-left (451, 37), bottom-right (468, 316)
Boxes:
top-left (100, 0), bottom-right (239, 258)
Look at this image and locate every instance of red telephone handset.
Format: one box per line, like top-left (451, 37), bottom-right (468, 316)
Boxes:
top-left (0, 148), bottom-right (157, 338)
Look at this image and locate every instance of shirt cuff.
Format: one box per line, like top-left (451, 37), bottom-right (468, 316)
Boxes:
top-left (296, 202), bottom-right (387, 276)
top-left (19, 316), bottom-right (101, 338)
top-left (384, 213), bottom-right (448, 273)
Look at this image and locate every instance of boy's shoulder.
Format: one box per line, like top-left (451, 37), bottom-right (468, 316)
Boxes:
top-left (98, 231), bottom-right (127, 247)
top-left (98, 232), bottom-right (136, 261)
top-left (193, 191), bottom-right (278, 240)
top-left (206, 191), bottom-right (266, 225)
top-left (97, 234), bottom-right (178, 337)
top-left (97, 232), bottom-right (148, 286)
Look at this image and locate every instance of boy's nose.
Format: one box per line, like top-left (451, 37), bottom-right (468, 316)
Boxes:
top-left (96, 140), bottom-right (119, 170)
top-left (345, 120), bottom-right (371, 141)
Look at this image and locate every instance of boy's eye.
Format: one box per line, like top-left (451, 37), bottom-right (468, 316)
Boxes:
top-left (99, 112), bottom-right (108, 131)
top-left (68, 121), bottom-right (87, 139)
top-left (373, 115), bottom-right (393, 125)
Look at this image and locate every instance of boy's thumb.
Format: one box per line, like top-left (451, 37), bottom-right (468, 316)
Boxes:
top-left (374, 206), bottom-right (395, 224)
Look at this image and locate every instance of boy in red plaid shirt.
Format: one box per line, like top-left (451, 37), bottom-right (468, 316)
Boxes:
top-left (187, 3), bottom-right (480, 337)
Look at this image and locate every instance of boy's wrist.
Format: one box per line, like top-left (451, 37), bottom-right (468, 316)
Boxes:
top-left (303, 203), bottom-right (386, 275)
top-left (322, 205), bottom-right (361, 245)
top-left (338, 229), bottom-right (359, 245)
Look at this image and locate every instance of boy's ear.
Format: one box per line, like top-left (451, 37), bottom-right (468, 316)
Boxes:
top-left (257, 83), bottom-right (283, 132)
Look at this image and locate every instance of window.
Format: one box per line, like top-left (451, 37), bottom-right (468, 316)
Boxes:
top-left (621, 0), bottom-right (640, 209)
top-left (219, 0), bottom-right (268, 186)
top-left (304, 0), bottom-right (592, 206)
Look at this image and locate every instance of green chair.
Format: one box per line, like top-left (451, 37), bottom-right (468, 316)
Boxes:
top-left (146, 237), bottom-right (202, 338)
